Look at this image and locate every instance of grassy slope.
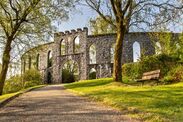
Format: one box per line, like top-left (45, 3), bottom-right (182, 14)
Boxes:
top-left (0, 85), bottom-right (45, 103)
top-left (65, 78), bottom-right (183, 122)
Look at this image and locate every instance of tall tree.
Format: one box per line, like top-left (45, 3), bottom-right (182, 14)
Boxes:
top-left (85, 0), bottom-right (183, 82)
top-left (0, 0), bottom-right (75, 95)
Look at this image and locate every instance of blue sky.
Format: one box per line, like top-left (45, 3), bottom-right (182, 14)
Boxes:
top-left (58, 4), bottom-right (183, 33)
top-left (58, 5), bottom-right (96, 34)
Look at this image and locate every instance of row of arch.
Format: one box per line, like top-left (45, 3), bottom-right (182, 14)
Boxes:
top-left (23, 54), bottom-right (40, 72)
top-left (23, 50), bottom-right (53, 73)
top-left (89, 41), bottom-right (162, 64)
top-left (23, 41), bottom-right (162, 72)
top-left (60, 36), bottom-right (80, 56)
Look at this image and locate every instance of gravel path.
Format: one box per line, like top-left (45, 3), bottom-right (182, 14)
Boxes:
top-left (0, 85), bottom-right (138, 122)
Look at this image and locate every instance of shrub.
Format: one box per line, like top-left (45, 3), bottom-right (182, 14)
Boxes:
top-left (122, 63), bottom-right (142, 80)
top-left (89, 71), bottom-right (96, 79)
top-left (164, 65), bottom-right (183, 82)
top-left (3, 75), bottom-right (23, 94)
top-left (62, 69), bottom-right (75, 83)
top-left (122, 76), bottom-right (132, 83)
top-left (24, 80), bottom-right (42, 88)
top-left (162, 75), bottom-right (174, 84)
top-left (3, 69), bottom-right (43, 94)
top-left (23, 69), bottom-right (42, 82)
top-left (23, 69), bottom-right (43, 88)
top-left (139, 54), bottom-right (180, 76)
top-left (122, 54), bottom-right (181, 80)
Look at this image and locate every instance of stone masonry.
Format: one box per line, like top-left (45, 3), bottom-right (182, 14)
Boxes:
top-left (21, 27), bottom-right (170, 84)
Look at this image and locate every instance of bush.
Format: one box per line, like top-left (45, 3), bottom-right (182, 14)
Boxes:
top-left (139, 54), bottom-right (180, 76)
top-left (23, 69), bottom-right (43, 88)
top-left (62, 69), bottom-right (75, 83)
top-left (3, 75), bottom-right (23, 94)
top-left (24, 80), bottom-right (42, 88)
top-left (164, 65), bottom-right (183, 83)
top-left (122, 54), bottom-right (181, 80)
top-left (89, 71), bottom-right (96, 79)
top-left (23, 69), bottom-right (42, 82)
top-left (122, 76), bottom-right (132, 83)
top-left (3, 69), bottom-right (42, 94)
top-left (122, 63), bottom-right (142, 80)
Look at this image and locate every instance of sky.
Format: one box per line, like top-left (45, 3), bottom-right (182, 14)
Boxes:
top-left (57, 3), bottom-right (183, 34)
top-left (58, 5), bottom-right (97, 34)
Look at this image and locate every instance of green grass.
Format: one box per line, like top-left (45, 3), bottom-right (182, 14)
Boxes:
top-left (64, 78), bottom-right (183, 122)
top-left (0, 85), bottom-right (45, 103)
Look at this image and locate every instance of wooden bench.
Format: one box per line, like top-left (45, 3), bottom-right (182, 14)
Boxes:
top-left (137, 69), bottom-right (161, 85)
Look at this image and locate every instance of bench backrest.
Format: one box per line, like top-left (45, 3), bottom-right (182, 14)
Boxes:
top-left (142, 69), bottom-right (160, 80)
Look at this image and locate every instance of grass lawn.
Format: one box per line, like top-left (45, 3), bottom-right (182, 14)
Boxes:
top-left (0, 85), bottom-right (45, 103)
top-left (64, 78), bottom-right (183, 122)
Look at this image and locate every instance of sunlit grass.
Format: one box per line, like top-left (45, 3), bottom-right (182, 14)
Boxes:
top-left (0, 85), bottom-right (45, 103)
top-left (65, 78), bottom-right (183, 122)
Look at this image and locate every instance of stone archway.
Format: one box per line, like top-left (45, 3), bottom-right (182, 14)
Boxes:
top-left (60, 60), bottom-right (80, 83)
top-left (46, 71), bottom-right (52, 84)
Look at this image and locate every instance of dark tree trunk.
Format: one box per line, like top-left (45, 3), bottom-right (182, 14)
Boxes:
top-left (0, 39), bottom-right (12, 95)
top-left (113, 22), bottom-right (125, 82)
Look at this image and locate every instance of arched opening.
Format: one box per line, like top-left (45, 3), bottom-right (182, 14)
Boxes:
top-left (60, 39), bottom-right (66, 55)
top-left (61, 60), bottom-right (79, 83)
top-left (36, 54), bottom-right (40, 70)
top-left (89, 68), bottom-right (96, 79)
top-left (155, 42), bottom-right (162, 54)
top-left (89, 44), bottom-right (96, 64)
top-left (133, 41), bottom-right (141, 62)
top-left (47, 51), bottom-right (52, 68)
top-left (73, 36), bottom-right (80, 53)
top-left (110, 43), bottom-right (115, 63)
top-left (47, 71), bottom-right (52, 84)
top-left (28, 56), bottom-right (31, 69)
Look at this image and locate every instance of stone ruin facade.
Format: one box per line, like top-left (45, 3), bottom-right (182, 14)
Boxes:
top-left (21, 27), bottom-right (176, 84)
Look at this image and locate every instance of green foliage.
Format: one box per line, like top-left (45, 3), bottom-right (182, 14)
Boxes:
top-left (23, 69), bottom-right (42, 88)
top-left (23, 69), bottom-right (42, 82)
top-left (122, 76), bottom-right (132, 83)
top-left (176, 33), bottom-right (183, 61)
top-left (122, 54), bottom-right (181, 80)
top-left (0, 64), bottom-right (1, 72)
top-left (162, 75), bottom-right (174, 84)
top-left (164, 65), bottom-right (183, 83)
top-left (65, 78), bottom-right (183, 122)
top-left (62, 69), bottom-right (75, 83)
top-left (62, 60), bottom-right (79, 83)
top-left (89, 16), bottom-right (116, 35)
top-left (3, 69), bottom-right (43, 94)
top-left (139, 54), bottom-right (180, 76)
top-left (3, 75), bottom-right (23, 94)
top-left (122, 63), bottom-right (142, 80)
top-left (89, 71), bottom-right (96, 79)
top-left (24, 80), bottom-right (43, 88)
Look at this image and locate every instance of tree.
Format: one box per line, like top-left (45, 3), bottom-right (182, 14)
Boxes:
top-left (0, 63), bottom-right (1, 72)
top-left (89, 15), bottom-right (116, 35)
top-left (0, 0), bottom-right (76, 95)
top-left (85, 0), bottom-right (183, 82)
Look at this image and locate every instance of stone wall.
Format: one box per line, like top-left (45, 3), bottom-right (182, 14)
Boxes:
top-left (22, 27), bottom-right (175, 84)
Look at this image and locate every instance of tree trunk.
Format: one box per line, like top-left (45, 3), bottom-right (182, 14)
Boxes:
top-left (113, 23), bottom-right (125, 82)
top-left (0, 39), bottom-right (12, 95)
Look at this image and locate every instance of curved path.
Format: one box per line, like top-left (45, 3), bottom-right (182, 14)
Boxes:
top-left (0, 85), bottom-right (138, 122)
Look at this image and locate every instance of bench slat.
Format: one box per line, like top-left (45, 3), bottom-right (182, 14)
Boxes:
top-left (137, 69), bottom-right (161, 83)
top-left (143, 70), bottom-right (160, 76)
top-left (142, 74), bottom-right (160, 80)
